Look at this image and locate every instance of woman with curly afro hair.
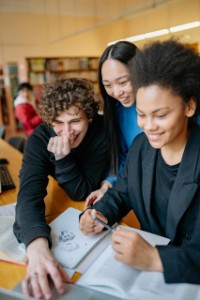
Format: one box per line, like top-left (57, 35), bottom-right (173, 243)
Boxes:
top-left (80, 40), bottom-right (200, 285)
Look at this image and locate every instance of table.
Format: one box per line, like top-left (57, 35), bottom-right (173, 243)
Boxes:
top-left (0, 138), bottom-right (140, 290)
top-left (1, 139), bottom-right (199, 300)
top-left (0, 138), bottom-right (85, 289)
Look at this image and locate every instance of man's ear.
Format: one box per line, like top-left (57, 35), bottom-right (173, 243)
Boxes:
top-left (185, 97), bottom-right (196, 117)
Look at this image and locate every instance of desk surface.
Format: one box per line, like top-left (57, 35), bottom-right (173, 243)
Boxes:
top-left (0, 138), bottom-right (139, 290)
top-left (0, 139), bottom-right (85, 289)
top-left (0, 139), bottom-right (22, 206)
top-left (2, 140), bottom-right (198, 300)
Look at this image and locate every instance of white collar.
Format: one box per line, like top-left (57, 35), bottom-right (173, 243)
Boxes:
top-left (14, 95), bottom-right (35, 108)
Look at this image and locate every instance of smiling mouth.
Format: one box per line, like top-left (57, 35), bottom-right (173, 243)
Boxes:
top-left (147, 133), bottom-right (163, 141)
top-left (68, 133), bottom-right (79, 142)
top-left (71, 134), bottom-right (79, 141)
top-left (120, 98), bottom-right (129, 104)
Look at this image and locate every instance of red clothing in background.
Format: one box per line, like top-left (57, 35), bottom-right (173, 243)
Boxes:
top-left (15, 103), bottom-right (43, 136)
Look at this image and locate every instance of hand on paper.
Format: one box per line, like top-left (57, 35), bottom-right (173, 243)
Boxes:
top-left (80, 209), bottom-right (108, 234)
top-left (112, 228), bottom-right (163, 272)
top-left (84, 181), bottom-right (111, 209)
top-left (47, 135), bottom-right (72, 159)
top-left (22, 237), bottom-right (70, 299)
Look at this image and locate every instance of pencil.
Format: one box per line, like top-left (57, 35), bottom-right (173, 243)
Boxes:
top-left (91, 214), bottom-right (115, 232)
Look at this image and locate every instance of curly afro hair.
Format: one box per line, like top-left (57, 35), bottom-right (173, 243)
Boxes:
top-left (130, 39), bottom-right (200, 120)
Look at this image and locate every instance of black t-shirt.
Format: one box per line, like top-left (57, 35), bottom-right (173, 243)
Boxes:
top-left (13, 114), bottom-right (109, 247)
top-left (152, 150), bottom-right (180, 235)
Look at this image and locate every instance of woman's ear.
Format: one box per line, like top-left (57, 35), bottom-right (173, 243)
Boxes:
top-left (185, 97), bottom-right (196, 117)
top-left (89, 119), bottom-right (93, 124)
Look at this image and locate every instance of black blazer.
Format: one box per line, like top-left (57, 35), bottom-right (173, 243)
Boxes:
top-left (93, 124), bottom-right (200, 284)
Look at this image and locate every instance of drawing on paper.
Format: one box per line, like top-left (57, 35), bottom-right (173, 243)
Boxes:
top-left (57, 230), bottom-right (80, 252)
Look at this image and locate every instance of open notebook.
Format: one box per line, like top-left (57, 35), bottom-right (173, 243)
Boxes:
top-left (50, 207), bottom-right (112, 269)
top-left (0, 215), bottom-right (27, 265)
top-left (77, 243), bottom-right (200, 300)
top-left (77, 226), bottom-right (174, 300)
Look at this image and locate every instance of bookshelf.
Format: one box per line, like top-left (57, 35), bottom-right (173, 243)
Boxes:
top-left (2, 63), bottom-right (19, 134)
top-left (0, 68), bottom-right (7, 126)
top-left (18, 57), bottom-right (100, 101)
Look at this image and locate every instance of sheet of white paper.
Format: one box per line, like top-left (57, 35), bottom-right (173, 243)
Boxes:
top-left (119, 225), bottom-right (170, 246)
top-left (76, 225), bottom-right (169, 274)
top-left (0, 215), bottom-right (27, 263)
top-left (131, 272), bottom-right (200, 300)
top-left (0, 202), bottom-right (16, 216)
top-left (50, 207), bottom-right (111, 269)
top-left (77, 245), bottom-right (200, 300)
top-left (76, 233), bottom-right (111, 273)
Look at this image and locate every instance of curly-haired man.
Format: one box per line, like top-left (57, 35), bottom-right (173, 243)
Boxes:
top-left (14, 77), bottom-right (108, 299)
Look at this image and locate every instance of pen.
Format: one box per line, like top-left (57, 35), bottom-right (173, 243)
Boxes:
top-left (90, 214), bottom-right (115, 232)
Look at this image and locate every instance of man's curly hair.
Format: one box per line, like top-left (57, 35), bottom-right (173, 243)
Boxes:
top-left (129, 39), bottom-right (200, 121)
top-left (39, 77), bottom-right (100, 125)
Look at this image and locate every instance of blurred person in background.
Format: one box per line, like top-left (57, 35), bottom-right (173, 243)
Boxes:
top-left (14, 82), bottom-right (43, 136)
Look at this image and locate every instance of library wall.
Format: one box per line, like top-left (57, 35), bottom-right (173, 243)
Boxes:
top-left (0, 0), bottom-right (199, 65)
top-left (0, 0), bottom-right (199, 137)
top-left (0, 12), bottom-right (125, 65)
top-left (124, 0), bottom-right (200, 49)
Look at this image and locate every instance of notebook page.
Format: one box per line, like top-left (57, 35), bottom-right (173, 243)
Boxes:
top-left (77, 245), bottom-right (140, 299)
top-left (77, 228), bottom-right (170, 299)
top-left (119, 225), bottom-right (170, 246)
top-left (0, 215), bottom-right (27, 265)
top-left (0, 202), bottom-right (16, 216)
top-left (50, 207), bottom-right (111, 269)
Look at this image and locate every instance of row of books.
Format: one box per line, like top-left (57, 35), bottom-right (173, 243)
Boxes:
top-left (4, 64), bottom-right (18, 74)
top-left (28, 57), bottom-right (99, 72)
top-left (29, 70), bottom-right (98, 85)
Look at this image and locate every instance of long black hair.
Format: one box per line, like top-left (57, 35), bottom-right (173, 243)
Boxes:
top-left (98, 41), bottom-right (138, 174)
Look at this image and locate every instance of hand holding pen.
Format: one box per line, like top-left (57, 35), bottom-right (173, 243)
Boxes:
top-left (80, 209), bottom-right (113, 235)
top-left (90, 212), bottom-right (115, 232)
